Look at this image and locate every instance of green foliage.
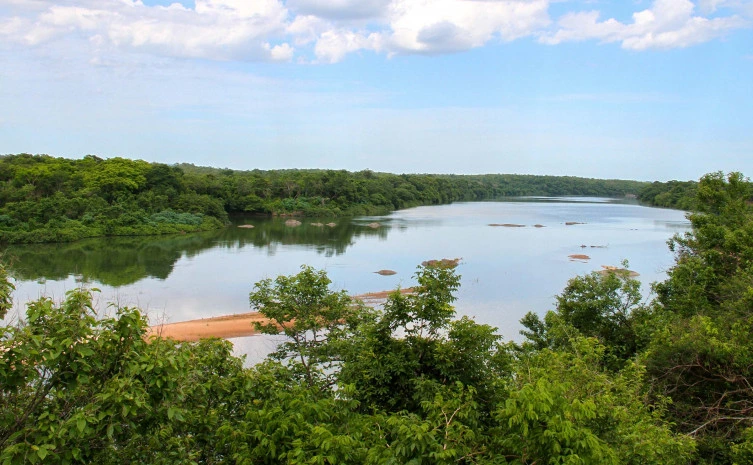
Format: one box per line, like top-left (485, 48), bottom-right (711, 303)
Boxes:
top-left (638, 179), bottom-right (698, 210)
top-left (0, 268), bottom-right (253, 463)
top-left (520, 265), bottom-right (644, 369)
top-left (656, 172), bottom-right (753, 317)
top-left (0, 154), bottom-right (647, 244)
top-left (0, 155), bottom-right (226, 244)
top-left (496, 338), bottom-right (694, 465)
top-left (9, 169), bottom-right (753, 464)
top-left (0, 262), bottom-right (13, 319)
top-left (337, 264), bottom-right (505, 415)
top-left (642, 315), bottom-right (753, 461)
top-left (0, 255), bottom-right (699, 464)
top-left (249, 265), bottom-right (361, 389)
top-left (639, 172), bottom-right (753, 462)
top-left (514, 172), bottom-right (753, 463)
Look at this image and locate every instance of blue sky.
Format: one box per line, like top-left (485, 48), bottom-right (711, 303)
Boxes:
top-left (1, 0), bottom-right (751, 181)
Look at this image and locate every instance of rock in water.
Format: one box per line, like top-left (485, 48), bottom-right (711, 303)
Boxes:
top-left (375, 270), bottom-right (397, 276)
top-left (421, 258), bottom-right (461, 268)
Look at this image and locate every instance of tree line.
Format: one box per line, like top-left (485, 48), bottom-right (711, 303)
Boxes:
top-left (0, 153), bottom-right (647, 244)
top-left (2, 171), bottom-right (753, 463)
top-left (638, 179), bottom-right (699, 210)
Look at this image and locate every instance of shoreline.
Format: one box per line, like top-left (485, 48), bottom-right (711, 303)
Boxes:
top-left (147, 287), bottom-right (415, 342)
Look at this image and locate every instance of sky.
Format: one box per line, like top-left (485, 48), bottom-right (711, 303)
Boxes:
top-left (1, 0), bottom-right (752, 181)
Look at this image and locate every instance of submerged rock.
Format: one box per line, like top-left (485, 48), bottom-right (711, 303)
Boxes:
top-left (285, 219), bottom-right (302, 227)
top-left (598, 265), bottom-right (639, 277)
top-left (366, 222), bottom-right (381, 229)
top-left (421, 258), bottom-right (461, 268)
top-left (374, 270), bottom-right (397, 276)
top-left (237, 224), bottom-right (255, 229)
top-left (310, 222), bottom-right (324, 227)
top-left (489, 223), bottom-right (525, 227)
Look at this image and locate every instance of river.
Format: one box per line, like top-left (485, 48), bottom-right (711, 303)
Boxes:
top-left (2, 197), bottom-right (689, 357)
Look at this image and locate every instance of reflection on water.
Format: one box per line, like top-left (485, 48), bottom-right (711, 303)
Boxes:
top-left (3, 199), bottom-right (690, 344)
top-left (2, 218), bottom-right (389, 286)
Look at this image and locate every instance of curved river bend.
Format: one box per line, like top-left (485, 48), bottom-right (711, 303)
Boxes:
top-left (3, 197), bottom-right (689, 358)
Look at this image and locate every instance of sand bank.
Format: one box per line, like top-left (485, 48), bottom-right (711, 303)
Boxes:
top-left (148, 288), bottom-right (415, 342)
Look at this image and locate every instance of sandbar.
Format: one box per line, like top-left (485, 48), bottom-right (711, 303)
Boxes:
top-left (598, 265), bottom-right (640, 277)
top-left (148, 288), bottom-right (415, 342)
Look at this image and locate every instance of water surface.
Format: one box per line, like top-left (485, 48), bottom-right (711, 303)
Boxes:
top-left (3, 198), bottom-right (689, 346)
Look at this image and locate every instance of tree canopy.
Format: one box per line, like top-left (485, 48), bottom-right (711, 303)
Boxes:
top-left (3, 170), bottom-right (753, 464)
top-left (0, 153), bottom-right (648, 244)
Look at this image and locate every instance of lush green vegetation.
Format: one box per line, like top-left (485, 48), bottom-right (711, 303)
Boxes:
top-left (2, 171), bottom-right (753, 464)
top-left (0, 153), bottom-right (646, 244)
top-left (638, 179), bottom-right (700, 210)
top-left (0, 154), bottom-right (225, 244)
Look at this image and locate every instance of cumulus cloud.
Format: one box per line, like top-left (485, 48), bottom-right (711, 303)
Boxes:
top-left (0, 0), bottom-right (750, 63)
top-left (0, 0), bottom-right (294, 61)
top-left (385, 0), bottom-right (551, 54)
top-left (314, 28), bottom-right (382, 62)
top-left (541, 0), bottom-right (749, 50)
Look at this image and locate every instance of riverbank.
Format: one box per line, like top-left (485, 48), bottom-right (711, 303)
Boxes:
top-left (147, 287), bottom-right (416, 341)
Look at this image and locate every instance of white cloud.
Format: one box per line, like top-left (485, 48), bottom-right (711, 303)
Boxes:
top-left (542, 0), bottom-right (749, 50)
top-left (0, 0), bottom-right (294, 61)
top-left (286, 14), bottom-right (329, 45)
top-left (0, 0), bottom-right (750, 63)
top-left (313, 28), bottom-right (382, 62)
top-left (385, 0), bottom-right (551, 54)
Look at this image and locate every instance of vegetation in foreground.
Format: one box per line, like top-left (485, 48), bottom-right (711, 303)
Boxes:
top-left (2, 171), bottom-right (753, 464)
top-left (0, 153), bottom-right (648, 243)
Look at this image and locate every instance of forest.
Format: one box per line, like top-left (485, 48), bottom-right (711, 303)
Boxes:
top-left (1, 171), bottom-right (753, 464)
top-left (638, 180), bottom-right (699, 210)
top-left (0, 154), bottom-right (648, 243)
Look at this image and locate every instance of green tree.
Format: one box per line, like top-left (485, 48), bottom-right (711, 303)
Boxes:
top-left (642, 172), bottom-right (753, 462)
top-left (493, 337), bottom-right (694, 465)
top-left (249, 265), bottom-right (361, 389)
top-left (656, 171), bottom-right (753, 317)
top-left (520, 265), bottom-right (644, 369)
top-left (338, 263), bottom-right (507, 418)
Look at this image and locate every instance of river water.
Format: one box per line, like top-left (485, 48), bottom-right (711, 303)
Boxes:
top-left (2, 197), bottom-right (689, 357)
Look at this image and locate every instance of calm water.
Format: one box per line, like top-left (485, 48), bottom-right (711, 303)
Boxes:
top-left (2, 198), bottom-right (689, 355)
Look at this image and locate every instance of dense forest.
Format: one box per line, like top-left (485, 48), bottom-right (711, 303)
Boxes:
top-left (0, 154), bottom-right (647, 243)
top-left (2, 171), bottom-right (753, 464)
top-left (638, 179), bottom-right (699, 210)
